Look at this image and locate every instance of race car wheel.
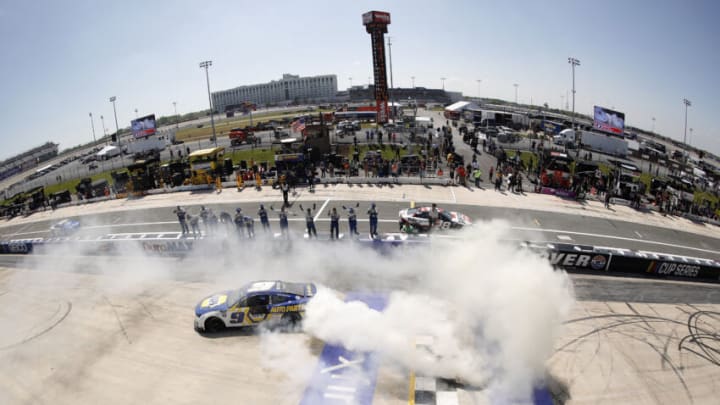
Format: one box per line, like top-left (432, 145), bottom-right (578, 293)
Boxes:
top-left (204, 317), bottom-right (225, 333)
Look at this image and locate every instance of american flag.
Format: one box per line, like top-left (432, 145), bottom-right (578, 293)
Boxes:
top-left (291, 118), bottom-right (306, 132)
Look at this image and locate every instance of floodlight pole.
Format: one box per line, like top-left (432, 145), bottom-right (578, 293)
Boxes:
top-left (199, 60), bottom-right (217, 148)
top-left (683, 98), bottom-right (691, 145)
top-left (173, 101), bottom-right (179, 129)
top-left (100, 115), bottom-right (108, 144)
top-left (568, 57), bottom-right (580, 130)
top-left (109, 96), bottom-right (124, 164)
top-left (89, 113), bottom-right (97, 143)
top-left (388, 36), bottom-right (395, 120)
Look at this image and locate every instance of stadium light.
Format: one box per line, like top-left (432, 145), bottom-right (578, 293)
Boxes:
top-left (199, 60), bottom-right (217, 147)
top-left (440, 77), bottom-right (446, 90)
top-left (568, 57), bottom-right (580, 129)
top-left (89, 113), bottom-right (96, 143)
top-left (683, 98), bottom-right (691, 145)
top-left (476, 79), bottom-right (482, 99)
top-left (513, 83), bottom-right (519, 104)
top-left (411, 76), bottom-right (415, 88)
top-left (109, 96), bottom-right (124, 164)
top-left (173, 101), bottom-right (179, 129)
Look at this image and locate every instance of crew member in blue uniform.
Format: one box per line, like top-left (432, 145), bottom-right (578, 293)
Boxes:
top-left (258, 204), bottom-right (270, 232)
top-left (233, 208), bottom-right (245, 238)
top-left (329, 207), bottom-right (340, 240)
top-left (342, 204), bottom-right (360, 236)
top-left (367, 203), bottom-right (379, 238)
top-left (305, 207), bottom-right (317, 238)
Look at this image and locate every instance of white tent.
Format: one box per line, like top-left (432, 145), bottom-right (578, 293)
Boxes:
top-left (444, 100), bottom-right (478, 112)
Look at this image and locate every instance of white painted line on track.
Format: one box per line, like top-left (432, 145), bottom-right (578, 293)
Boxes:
top-left (511, 226), bottom-right (719, 255)
top-left (635, 231), bottom-right (643, 238)
top-left (314, 198), bottom-right (331, 221)
top-left (557, 235), bottom-right (573, 241)
top-left (450, 187), bottom-right (457, 203)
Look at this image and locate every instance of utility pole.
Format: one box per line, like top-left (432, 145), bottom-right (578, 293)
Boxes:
top-left (173, 101), bottom-right (179, 129)
top-left (513, 83), bottom-right (519, 104)
top-left (652, 116), bottom-right (656, 133)
top-left (476, 79), bottom-right (482, 100)
top-left (411, 76), bottom-right (415, 88)
top-left (199, 60), bottom-right (217, 147)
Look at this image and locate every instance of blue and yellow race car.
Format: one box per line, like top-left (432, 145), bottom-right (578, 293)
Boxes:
top-left (194, 280), bottom-right (317, 333)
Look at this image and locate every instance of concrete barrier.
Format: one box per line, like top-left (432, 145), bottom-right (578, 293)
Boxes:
top-left (3, 233), bottom-right (719, 283)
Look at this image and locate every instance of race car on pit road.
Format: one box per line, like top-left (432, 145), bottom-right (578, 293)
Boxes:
top-left (49, 218), bottom-right (81, 237)
top-left (194, 280), bottom-right (317, 333)
top-left (398, 206), bottom-right (472, 232)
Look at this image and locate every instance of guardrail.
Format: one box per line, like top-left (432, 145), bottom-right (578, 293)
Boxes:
top-left (2, 233), bottom-right (718, 283)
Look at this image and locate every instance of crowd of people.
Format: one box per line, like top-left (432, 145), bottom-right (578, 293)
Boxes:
top-left (173, 202), bottom-right (380, 240)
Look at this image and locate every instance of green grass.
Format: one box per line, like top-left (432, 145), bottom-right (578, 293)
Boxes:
top-left (347, 144), bottom-right (411, 161)
top-left (43, 171), bottom-right (115, 196)
top-left (227, 148), bottom-right (276, 165)
top-left (694, 191), bottom-right (718, 205)
top-left (176, 109), bottom-right (336, 143)
top-left (505, 150), bottom-right (539, 170)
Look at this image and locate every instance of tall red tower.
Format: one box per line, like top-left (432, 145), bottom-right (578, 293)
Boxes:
top-left (362, 11), bottom-right (391, 124)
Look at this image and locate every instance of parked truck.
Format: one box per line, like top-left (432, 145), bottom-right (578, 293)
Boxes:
top-left (123, 135), bottom-right (168, 159)
top-left (555, 129), bottom-right (628, 157)
top-left (228, 128), bottom-right (257, 146)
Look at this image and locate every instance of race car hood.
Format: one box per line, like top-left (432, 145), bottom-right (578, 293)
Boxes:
top-left (449, 212), bottom-right (472, 225)
top-left (195, 292), bottom-right (230, 316)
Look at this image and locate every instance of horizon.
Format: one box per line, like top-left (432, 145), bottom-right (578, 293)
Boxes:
top-left (1, 0), bottom-right (717, 160)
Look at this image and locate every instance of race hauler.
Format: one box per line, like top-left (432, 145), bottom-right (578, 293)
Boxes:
top-left (540, 151), bottom-right (573, 189)
top-left (124, 134), bottom-right (168, 159)
top-left (555, 129), bottom-right (628, 157)
top-left (188, 147), bottom-right (225, 185)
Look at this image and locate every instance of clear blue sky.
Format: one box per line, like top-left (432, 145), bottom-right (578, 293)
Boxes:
top-left (1, 0), bottom-right (717, 160)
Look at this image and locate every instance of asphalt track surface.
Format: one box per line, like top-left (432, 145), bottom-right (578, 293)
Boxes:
top-left (1, 200), bottom-right (719, 260)
top-left (0, 200), bottom-right (719, 404)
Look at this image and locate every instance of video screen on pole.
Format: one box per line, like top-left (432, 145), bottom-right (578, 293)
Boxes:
top-left (131, 114), bottom-right (157, 138)
top-left (593, 106), bottom-right (625, 135)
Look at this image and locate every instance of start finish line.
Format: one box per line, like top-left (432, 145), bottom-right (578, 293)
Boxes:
top-left (299, 293), bottom-right (387, 405)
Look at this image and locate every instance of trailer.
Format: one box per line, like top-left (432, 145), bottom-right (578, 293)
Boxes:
top-left (558, 129), bottom-right (628, 157)
top-left (123, 135), bottom-right (167, 158)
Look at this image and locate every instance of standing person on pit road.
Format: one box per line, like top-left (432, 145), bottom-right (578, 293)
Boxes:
top-left (244, 215), bottom-right (255, 239)
top-left (188, 214), bottom-right (200, 238)
top-left (174, 206), bottom-right (189, 235)
top-left (281, 181), bottom-right (290, 207)
top-left (329, 207), bottom-right (340, 240)
top-left (258, 204), bottom-right (270, 232)
top-left (429, 203), bottom-right (439, 231)
top-left (233, 208), bottom-right (245, 238)
top-left (342, 203), bottom-right (360, 236)
top-left (300, 204), bottom-right (318, 238)
top-left (271, 205), bottom-right (290, 238)
top-left (367, 203), bottom-right (379, 238)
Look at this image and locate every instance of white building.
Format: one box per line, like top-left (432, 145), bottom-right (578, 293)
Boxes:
top-left (212, 73), bottom-right (337, 112)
